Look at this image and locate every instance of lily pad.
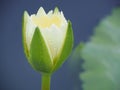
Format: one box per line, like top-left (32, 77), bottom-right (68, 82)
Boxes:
top-left (80, 8), bottom-right (120, 90)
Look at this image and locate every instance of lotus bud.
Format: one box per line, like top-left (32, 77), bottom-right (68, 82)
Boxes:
top-left (22, 7), bottom-right (74, 74)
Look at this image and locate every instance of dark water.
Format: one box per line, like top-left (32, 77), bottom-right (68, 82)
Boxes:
top-left (0, 0), bottom-right (120, 90)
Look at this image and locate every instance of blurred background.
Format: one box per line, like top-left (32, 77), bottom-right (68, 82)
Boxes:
top-left (0, 0), bottom-right (120, 90)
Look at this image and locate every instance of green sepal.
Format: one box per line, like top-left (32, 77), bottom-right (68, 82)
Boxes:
top-left (52, 20), bottom-right (74, 72)
top-left (29, 27), bottom-right (53, 73)
top-left (22, 11), bottom-right (29, 59)
top-left (54, 7), bottom-right (59, 13)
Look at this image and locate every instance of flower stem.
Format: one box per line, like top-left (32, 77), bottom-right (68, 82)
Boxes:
top-left (41, 74), bottom-right (51, 90)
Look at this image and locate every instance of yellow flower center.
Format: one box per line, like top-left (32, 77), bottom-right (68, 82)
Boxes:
top-left (32, 15), bottom-right (61, 28)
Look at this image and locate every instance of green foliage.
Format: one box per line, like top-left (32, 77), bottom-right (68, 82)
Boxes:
top-left (22, 11), bottom-right (29, 59)
top-left (69, 43), bottom-right (84, 72)
top-left (81, 8), bottom-right (120, 90)
top-left (30, 27), bottom-right (53, 73)
top-left (71, 7), bottom-right (120, 90)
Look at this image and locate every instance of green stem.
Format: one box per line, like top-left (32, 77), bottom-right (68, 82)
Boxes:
top-left (41, 74), bottom-right (51, 90)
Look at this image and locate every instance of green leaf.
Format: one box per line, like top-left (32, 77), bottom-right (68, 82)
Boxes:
top-left (68, 43), bottom-right (84, 72)
top-left (52, 20), bottom-right (74, 72)
top-left (30, 27), bottom-right (53, 73)
top-left (22, 11), bottom-right (29, 59)
top-left (80, 8), bottom-right (120, 90)
top-left (71, 42), bottom-right (84, 61)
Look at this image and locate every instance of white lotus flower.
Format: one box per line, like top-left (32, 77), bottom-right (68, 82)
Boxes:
top-left (22, 7), bottom-right (73, 73)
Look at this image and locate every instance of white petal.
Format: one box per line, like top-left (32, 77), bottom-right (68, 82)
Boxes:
top-left (60, 11), bottom-right (67, 23)
top-left (30, 14), bottom-right (36, 18)
top-left (26, 17), bottom-right (36, 51)
top-left (37, 7), bottom-right (46, 17)
top-left (40, 24), bottom-right (66, 60)
top-left (47, 10), bottom-right (53, 17)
